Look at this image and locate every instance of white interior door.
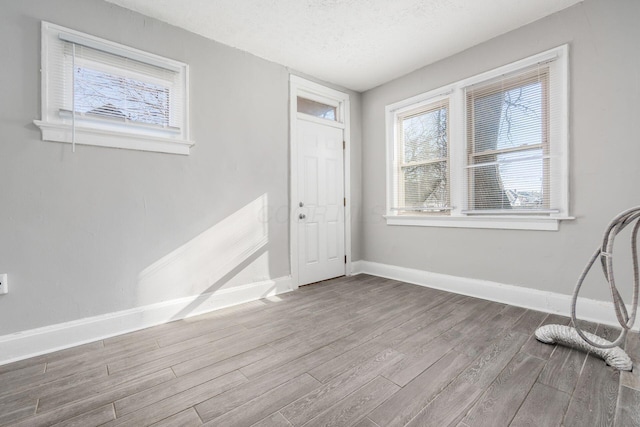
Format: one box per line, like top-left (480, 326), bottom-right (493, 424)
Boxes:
top-left (297, 119), bottom-right (345, 286)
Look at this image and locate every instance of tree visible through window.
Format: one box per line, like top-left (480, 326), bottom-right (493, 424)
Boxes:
top-left (74, 67), bottom-right (170, 127)
top-left (396, 99), bottom-right (449, 212)
top-left (467, 69), bottom-right (548, 211)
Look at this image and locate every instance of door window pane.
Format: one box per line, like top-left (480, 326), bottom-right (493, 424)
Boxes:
top-left (297, 97), bottom-right (337, 121)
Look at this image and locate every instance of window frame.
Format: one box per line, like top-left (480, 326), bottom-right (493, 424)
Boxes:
top-left (34, 21), bottom-right (194, 155)
top-left (392, 95), bottom-right (451, 215)
top-left (465, 68), bottom-right (551, 214)
top-left (385, 45), bottom-right (571, 231)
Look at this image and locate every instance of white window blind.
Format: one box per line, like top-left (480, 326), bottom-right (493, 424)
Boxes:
top-left (463, 64), bottom-right (558, 214)
top-left (36, 22), bottom-right (193, 155)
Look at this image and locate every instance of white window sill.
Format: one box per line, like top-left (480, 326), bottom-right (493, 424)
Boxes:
top-left (34, 121), bottom-right (194, 155)
top-left (384, 214), bottom-right (575, 231)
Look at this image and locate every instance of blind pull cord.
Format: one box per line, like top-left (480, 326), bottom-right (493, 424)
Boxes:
top-left (71, 42), bottom-right (76, 153)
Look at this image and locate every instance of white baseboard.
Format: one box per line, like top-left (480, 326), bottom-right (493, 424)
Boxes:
top-left (351, 260), bottom-right (364, 275)
top-left (353, 260), bottom-right (638, 332)
top-left (0, 276), bottom-right (293, 366)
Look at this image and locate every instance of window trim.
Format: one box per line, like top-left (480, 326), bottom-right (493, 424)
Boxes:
top-left (34, 21), bottom-right (194, 155)
top-left (385, 45), bottom-right (572, 231)
top-left (295, 89), bottom-right (345, 129)
top-left (392, 95), bottom-right (451, 215)
top-left (465, 68), bottom-right (551, 213)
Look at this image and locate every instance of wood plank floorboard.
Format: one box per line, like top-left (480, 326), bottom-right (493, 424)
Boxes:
top-left (0, 274), bottom-right (638, 427)
top-left (563, 354), bottom-right (620, 427)
top-left (519, 313), bottom-right (572, 360)
top-left (100, 371), bottom-right (246, 427)
top-left (404, 330), bottom-right (530, 427)
top-left (615, 385), bottom-right (640, 427)
top-left (370, 346), bottom-right (476, 427)
top-left (201, 374), bottom-right (321, 426)
top-left (459, 352), bottom-right (545, 426)
top-left (299, 376), bottom-right (399, 427)
top-left (35, 366), bottom-right (172, 412)
top-left (621, 331), bottom-right (640, 391)
top-left (148, 408), bottom-right (202, 427)
top-left (510, 382), bottom-right (571, 427)
top-left (251, 412), bottom-right (295, 427)
top-left (280, 349), bottom-right (404, 426)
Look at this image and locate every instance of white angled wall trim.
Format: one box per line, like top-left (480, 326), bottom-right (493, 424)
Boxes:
top-left (0, 276), bottom-right (293, 366)
top-left (352, 260), bottom-right (638, 332)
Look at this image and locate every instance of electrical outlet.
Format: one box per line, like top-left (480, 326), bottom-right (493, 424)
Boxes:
top-left (0, 274), bottom-right (7, 294)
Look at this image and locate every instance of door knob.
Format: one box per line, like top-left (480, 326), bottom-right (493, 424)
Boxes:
top-left (299, 202), bottom-right (304, 207)
top-left (299, 213), bottom-right (306, 219)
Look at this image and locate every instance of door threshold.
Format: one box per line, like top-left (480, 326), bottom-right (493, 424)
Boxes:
top-left (300, 275), bottom-right (346, 287)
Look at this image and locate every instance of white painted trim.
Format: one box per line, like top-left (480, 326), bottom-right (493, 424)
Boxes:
top-left (290, 76), bottom-right (350, 105)
top-left (0, 276), bottom-right (293, 366)
top-left (343, 97), bottom-right (353, 276)
top-left (34, 120), bottom-right (194, 155)
top-left (289, 75), bottom-right (351, 286)
top-left (295, 113), bottom-right (345, 129)
top-left (39, 21), bottom-right (192, 155)
top-left (385, 45), bottom-right (570, 230)
top-left (351, 260), bottom-right (364, 275)
top-left (354, 261), bottom-right (639, 332)
top-left (384, 214), bottom-right (575, 231)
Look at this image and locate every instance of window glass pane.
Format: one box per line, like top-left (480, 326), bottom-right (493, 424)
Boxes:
top-left (297, 97), bottom-right (337, 121)
top-left (402, 161), bottom-right (448, 209)
top-left (470, 149), bottom-right (546, 210)
top-left (74, 66), bottom-right (170, 126)
top-left (472, 80), bottom-right (543, 153)
top-left (402, 106), bottom-right (447, 163)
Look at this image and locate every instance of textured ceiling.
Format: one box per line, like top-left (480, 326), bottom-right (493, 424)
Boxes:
top-left (105, 0), bottom-right (582, 92)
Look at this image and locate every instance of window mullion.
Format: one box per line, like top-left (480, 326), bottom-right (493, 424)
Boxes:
top-left (470, 143), bottom-right (544, 159)
top-left (400, 158), bottom-right (448, 168)
top-left (449, 88), bottom-right (465, 217)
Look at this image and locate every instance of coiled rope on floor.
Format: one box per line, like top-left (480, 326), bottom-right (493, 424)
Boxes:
top-left (535, 206), bottom-right (640, 371)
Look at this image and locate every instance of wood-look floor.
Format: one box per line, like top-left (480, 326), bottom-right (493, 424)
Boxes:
top-left (1, 274), bottom-right (639, 427)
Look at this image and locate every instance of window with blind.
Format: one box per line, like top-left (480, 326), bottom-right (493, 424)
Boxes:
top-left (392, 98), bottom-right (450, 214)
top-left (465, 67), bottom-right (550, 214)
top-left (385, 45), bottom-right (569, 231)
top-left (35, 22), bottom-right (193, 155)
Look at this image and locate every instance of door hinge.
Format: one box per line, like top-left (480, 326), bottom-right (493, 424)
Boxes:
top-left (343, 141), bottom-right (346, 150)
top-left (344, 255), bottom-right (347, 264)
top-left (343, 198), bottom-right (346, 206)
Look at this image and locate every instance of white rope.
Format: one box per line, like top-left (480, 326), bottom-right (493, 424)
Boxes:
top-left (535, 324), bottom-right (632, 370)
top-left (571, 207), bottom-right (640, 349)
top-left (535, 206), bottom-right (640, 371)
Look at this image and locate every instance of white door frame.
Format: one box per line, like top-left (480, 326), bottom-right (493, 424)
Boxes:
top-left (289, 75), bottom-right (352, 289)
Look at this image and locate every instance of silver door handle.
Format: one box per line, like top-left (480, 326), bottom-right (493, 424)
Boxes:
top-left (299, 214), bottom-right (306, 219)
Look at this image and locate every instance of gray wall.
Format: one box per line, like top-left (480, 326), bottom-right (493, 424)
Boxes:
top-left (0, 0), bottom-right (361, 335)
top-left (361, 0), bottom-right (640, 301)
